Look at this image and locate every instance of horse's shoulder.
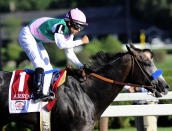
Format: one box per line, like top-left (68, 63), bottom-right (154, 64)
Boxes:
top-left (65, 69), bottom-right (84, 82)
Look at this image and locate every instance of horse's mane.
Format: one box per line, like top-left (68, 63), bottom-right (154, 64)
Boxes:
top-left (88, 51), bottom-right (127, 72)
top-left (88, 49), bottom-right (153, 73)
top-left (66, 51), bottom-right (127, 80)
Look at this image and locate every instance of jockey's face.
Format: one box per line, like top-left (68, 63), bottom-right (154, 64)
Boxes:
top-left (68, 22), bottom-right (81, 35)
top-left (70, 26), bottom-right (80, 35)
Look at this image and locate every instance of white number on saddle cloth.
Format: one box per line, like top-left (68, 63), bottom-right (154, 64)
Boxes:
top-left (18, 72), bottom-right (26, 92)
top-left (9, 70), bottom-right (41, 114)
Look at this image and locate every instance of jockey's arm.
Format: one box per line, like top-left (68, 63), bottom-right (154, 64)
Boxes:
top-left (54, 33), bottom-right (84, 67)
top-left (54, 33), bottom-right (83, 49)
top-left (65, 48), bottom-right (83, 67)
top-left (52, 24), bottom-right (84, 67)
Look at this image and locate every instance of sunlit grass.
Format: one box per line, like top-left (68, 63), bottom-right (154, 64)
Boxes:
top-left (156, 54), bottom-right (172, 69)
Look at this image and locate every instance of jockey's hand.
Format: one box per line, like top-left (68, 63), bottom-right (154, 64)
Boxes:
top-left (82, 35), bottom-right (89, 44)
top-left (66, 65), bottom-right (73, 71)
top-left (128, 87), bottom-right (135, 93)
top-left (80, 66), bottom-right (87, 81)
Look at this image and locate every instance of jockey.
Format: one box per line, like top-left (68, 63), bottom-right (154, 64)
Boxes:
top-left (19, 8), bottom-right (89, 101)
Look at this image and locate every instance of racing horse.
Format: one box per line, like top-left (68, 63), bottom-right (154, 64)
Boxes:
top-left (0, 44), bottom-right (170, 131)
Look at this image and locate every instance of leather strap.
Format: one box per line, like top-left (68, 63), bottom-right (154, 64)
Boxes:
top-left (90, 73), bottom-right (153, 90)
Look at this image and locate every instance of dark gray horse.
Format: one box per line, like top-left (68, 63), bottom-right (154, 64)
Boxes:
top-left (0, 45), bottom-right (170, 131)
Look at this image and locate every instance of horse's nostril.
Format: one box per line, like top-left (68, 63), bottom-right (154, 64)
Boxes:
top-left (163, 88), bottom-right (168, 95)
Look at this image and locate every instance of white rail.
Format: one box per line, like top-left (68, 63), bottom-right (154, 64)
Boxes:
top-left (101, 91), bottom-right (172, 117)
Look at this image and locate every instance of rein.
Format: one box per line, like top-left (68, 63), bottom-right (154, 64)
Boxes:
top-left (90, 73), bottom-right (153, 90)
top-left (90, 53), bottom-right (154, 90)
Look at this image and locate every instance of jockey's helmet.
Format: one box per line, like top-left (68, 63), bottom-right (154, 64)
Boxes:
top-left (65, 8), bottom-right (88, 30)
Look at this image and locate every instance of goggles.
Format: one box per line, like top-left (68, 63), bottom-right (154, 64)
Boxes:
top-left (71, 22), bottom-right (84, 31)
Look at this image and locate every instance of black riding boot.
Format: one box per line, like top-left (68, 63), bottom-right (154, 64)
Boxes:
top-left (33, 67), bottom-right (55, 102)
top-left (33, 67), bottom-right (44, 101)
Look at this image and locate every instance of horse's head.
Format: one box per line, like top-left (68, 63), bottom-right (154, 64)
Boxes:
top-left (126, 44), bottom-right (170, 97)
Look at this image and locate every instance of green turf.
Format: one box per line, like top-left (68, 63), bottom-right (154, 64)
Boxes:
top-left (156, 54), bottom-right (172, 69)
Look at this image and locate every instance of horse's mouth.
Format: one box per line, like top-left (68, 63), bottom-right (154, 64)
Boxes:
top-left (155, 85), bottom-right (169, 97)
top-left (161, 88), bottom-right (169, 95)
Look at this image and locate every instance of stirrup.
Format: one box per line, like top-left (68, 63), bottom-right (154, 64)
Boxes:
top-left (34, 94), bottom-right (55, 103)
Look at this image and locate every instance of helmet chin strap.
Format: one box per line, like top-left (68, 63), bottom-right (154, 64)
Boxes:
top-left (67, 11), bottom-right (75, 27)
top-left (65, 21), bottom-right (72, 34)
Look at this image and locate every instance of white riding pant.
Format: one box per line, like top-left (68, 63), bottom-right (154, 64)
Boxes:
top-left (19, 26), bottom-right (53, 95)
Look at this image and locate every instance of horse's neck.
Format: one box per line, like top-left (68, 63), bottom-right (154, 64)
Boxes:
top-left (87, 54), bottom-right (132, 118)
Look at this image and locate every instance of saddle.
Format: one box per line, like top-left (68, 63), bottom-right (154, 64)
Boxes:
top-left (9, 68), bottom-right (66, 113)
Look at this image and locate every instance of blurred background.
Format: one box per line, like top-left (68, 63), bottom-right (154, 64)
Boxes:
top-left (0, 0), bottom-right (172, 131)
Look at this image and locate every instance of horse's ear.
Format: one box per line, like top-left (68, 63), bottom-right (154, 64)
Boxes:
top-left (129, 44), bottom-right (137, 49)
top-left (126, 44), bottom-right (137, 56)
top-left (126, 44), bottom-right (131, 52)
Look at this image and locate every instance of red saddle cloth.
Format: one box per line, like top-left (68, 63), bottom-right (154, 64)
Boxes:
top-left (11, 70), bottom-right (33, 101)
top-left (9, 69), bottom-right (66, 113)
